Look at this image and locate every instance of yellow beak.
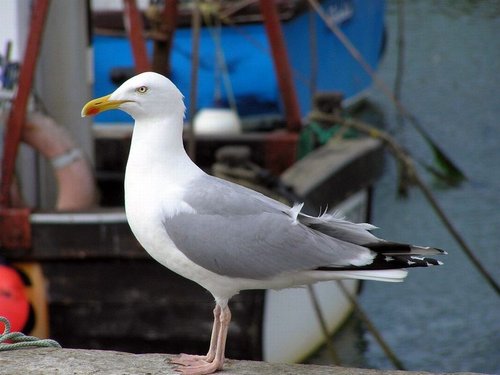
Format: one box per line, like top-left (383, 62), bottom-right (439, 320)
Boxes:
top-left (81, 94), bottom-right (130, 117)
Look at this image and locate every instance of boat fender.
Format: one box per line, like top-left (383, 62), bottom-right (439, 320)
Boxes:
top-left (22, 112), bottom-right (97, 211)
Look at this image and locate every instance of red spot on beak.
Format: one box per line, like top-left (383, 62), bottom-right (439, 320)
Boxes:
top-left (87, 107), bottom-right (100, 116)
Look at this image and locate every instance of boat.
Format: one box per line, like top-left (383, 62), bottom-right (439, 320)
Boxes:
top-left (1, 0), bottom-right (386, 364)
top-left (9, 136), bottom-right (384, 363)
top-left (92, 0), bottom-right (385, 123)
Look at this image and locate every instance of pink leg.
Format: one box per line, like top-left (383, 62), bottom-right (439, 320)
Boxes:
top-left (204, 304), bottom-right (222, 362)
top-left (173, 305), bottom-right (231, 375)
top-left (170, 305), bottom-right (221, 366)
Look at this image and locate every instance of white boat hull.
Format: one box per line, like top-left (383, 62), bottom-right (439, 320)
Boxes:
top-left (263, 190), bottom-right (367, 363)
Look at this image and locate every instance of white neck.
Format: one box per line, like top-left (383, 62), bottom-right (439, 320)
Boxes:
top-left (125, 114), bottom-right (203, 185)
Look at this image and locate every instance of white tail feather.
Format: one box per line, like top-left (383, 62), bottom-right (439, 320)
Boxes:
top-left (315, 269), bottom-right (408, 283)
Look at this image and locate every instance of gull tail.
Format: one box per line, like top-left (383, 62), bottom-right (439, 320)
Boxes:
top-left (324, 269), bottom-right (409, 283)
top-left (315, 241), bottom-right (445, 282)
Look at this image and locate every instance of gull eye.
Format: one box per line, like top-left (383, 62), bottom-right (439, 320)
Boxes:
top-left (136, 86), bottom-right (148, 94)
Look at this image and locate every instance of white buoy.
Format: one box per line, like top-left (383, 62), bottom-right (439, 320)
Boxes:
top-left (193, 108), bottom-right (242, 135)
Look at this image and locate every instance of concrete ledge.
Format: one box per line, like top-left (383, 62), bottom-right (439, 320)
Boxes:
top-left (0, 348), bottom-right (484, 375)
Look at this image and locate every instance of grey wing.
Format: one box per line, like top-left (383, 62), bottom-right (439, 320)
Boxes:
top-left (182, 174), bottom-right (291, 216)
top-left (190, 175), bottom-right (382, 246)
top-left (298, 212), bottom-right (380, 245)
top-left (163, 175), bottom-right (374, 280)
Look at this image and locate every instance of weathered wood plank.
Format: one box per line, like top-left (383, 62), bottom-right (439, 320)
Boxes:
top-left (0, 348), bottom-right (484, 375)
top-left (42, 260), bottom-right (264, 359)
top-left (282, 138), bottom-right (384, 213)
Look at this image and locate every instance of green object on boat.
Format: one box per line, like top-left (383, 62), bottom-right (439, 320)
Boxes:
top-left (298, 121), bottom-right (358, 159)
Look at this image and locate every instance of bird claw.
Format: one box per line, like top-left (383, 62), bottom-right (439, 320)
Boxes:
top-left (173, 359), bottom-right (222, 375)
top-left (170, 353), bottom-right (207, 366)
top-left (171, 353), bottom-right (223, 375)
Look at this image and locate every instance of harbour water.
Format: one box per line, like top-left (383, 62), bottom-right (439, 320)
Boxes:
top-left (314, 1), bottom-right (500, 373)
top-left (362, 0), bottom-right (499, 372)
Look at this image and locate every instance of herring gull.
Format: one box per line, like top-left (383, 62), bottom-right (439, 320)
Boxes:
top-left (82, 72), bottom-right (445, 375)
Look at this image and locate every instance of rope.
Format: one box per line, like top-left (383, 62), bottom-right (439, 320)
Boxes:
top-left (215, 8), bottom-right (313, 90)
top-left (309, 111), bottom-right (500, 296)
top-left (306, 285), bottom-right (342, 366)
top-left (0, 317), bottom-right (61, 351)
top-left (201, 4), bottom-right (238, 112)
top-left (307, 0), bottom-right (466, 186)
top-left (336, 281), bottom-right (406, 370)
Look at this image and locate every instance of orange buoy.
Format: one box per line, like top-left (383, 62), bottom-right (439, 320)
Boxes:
top-left (0, 264), bottom-right (30, 333)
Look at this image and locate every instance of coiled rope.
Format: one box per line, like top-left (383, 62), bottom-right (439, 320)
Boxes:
top-left (0, 316), bottom-right (61, 351)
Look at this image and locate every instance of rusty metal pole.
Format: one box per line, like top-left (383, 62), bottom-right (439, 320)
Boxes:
top-left (148, 0), bottom-right (178, 76)
top-left (0, 0), bottom-right (51, 208)
top-left (123, 0), bottom-right (150, 73)
top-left (0, 0), bottom-right (49, 249)
top-left (162, 0), bottom-right (178, 76)
top-left (258, 0), bottom-right (302, 132)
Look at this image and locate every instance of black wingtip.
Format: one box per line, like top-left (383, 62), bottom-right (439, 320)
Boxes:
top-left (316, 253), bottom-right (444, 272)
top-left (366, 242), bottom-right (447, 256)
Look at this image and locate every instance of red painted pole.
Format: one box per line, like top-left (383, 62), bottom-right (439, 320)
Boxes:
top-left (163, 0), bottom-right (178, 75)
top-left (150, 0), bottom-right (178, 76)
top-left (123, 0), bottom-right (150, 73)
top-left (0, 0), bottom-right (51, 208)
top-left (258, 0), bottom-right (302, 132)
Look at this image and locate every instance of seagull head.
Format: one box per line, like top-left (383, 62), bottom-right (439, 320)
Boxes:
top-left (81, 72), bottom-right (185, 121)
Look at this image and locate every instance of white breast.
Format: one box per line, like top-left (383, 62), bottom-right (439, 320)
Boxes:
top-left (124, 161), bottom-right (229, 295)
top-left (125, 161), bottom-right (192, 263)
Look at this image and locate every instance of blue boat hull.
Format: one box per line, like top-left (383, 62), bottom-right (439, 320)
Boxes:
top-left (93, 0), bottom-right (385, 123)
